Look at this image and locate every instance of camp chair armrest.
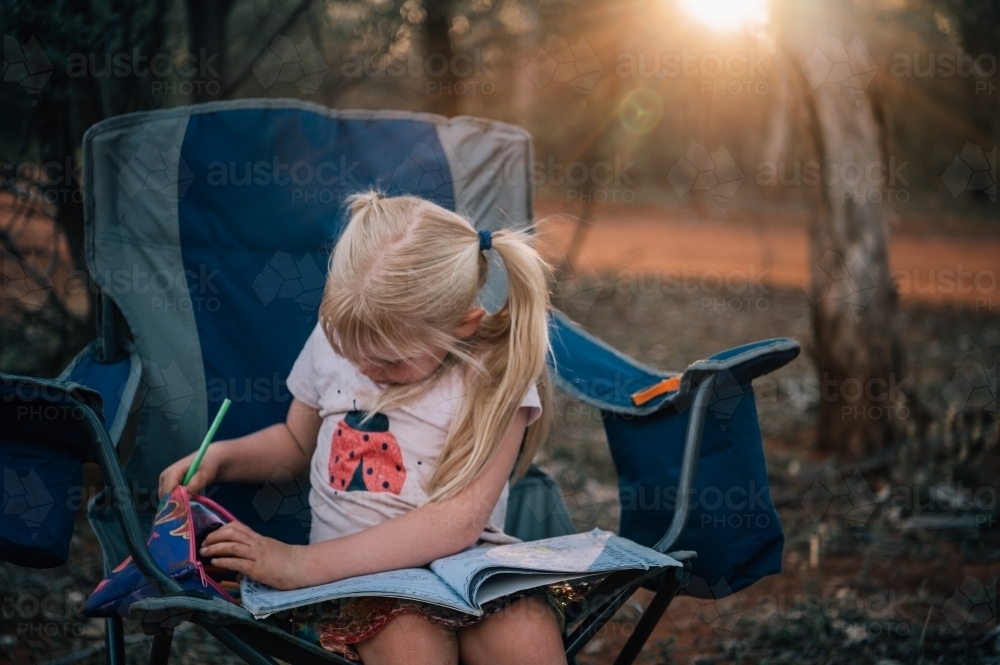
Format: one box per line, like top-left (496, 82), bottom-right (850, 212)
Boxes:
top-left (654, 373), bottom-right (715, 553)
top-left (75, 396), bottom-right (184, 597)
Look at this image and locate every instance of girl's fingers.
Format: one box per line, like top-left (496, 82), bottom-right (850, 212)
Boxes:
top-left (185, 471), bottom-right (208, 495)
top-left (210, 557), bottom-right (253, 576)
top-left (201, 524), bottom-right (249, 547)
top-left (202, 540), bottom-right (254, 560)
top-left (201, 525), bottom-right (259, 555)
top-left (158, 469), bottom-right (181, 499)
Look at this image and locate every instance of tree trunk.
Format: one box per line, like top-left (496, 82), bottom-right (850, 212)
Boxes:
top-left (424, 0), bottom-right (458, 117)
top-left (796, 69), bottom-right (902, 458)
top-left (186, 0), bottom-right (234, 102)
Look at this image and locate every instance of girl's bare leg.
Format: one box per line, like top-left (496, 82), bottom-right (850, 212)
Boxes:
top-left (354, 612), bottom-right (459, 665)
top-left (458, 596), bottom-right (567, 665)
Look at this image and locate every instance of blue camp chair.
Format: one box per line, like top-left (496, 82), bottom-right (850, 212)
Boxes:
top-left (0, 100), bottom-right (799, 665)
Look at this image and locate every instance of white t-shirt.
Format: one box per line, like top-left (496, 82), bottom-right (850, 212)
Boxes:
top-left (287, 323), bottom-right (542, 545)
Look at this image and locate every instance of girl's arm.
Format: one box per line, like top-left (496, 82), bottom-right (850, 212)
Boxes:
top-left (158, 398), bottom-right (322, 498)
top-left (201, 407), bottom-right (530, 590)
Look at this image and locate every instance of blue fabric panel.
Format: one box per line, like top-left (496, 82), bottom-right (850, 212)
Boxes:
top-left (0, 373), bottom-right (101, 568)
top-left (605, 391), bottom-right (783, 598)
top-left (65, 350), bottom-right (131, 436)
top-left (0, 373), bottom-right (102, 459)
top-left (177, 109), bottom-right (456, 543)
top-left (549, 312), bottom-right (671, 412)
top-left (0, 442), bottom-right (82, 568)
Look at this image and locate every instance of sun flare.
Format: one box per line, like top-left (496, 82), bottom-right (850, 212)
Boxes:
top-left (677, 0), bottom-right (770, 32)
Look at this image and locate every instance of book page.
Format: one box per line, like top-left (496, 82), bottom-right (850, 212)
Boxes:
top-left (430, 529), bottom-right (680, 608)
top-left (240, 567), bottom-right (478, 619)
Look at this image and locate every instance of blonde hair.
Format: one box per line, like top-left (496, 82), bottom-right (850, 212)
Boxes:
top-left (319, 191), bottom-right (553, 502)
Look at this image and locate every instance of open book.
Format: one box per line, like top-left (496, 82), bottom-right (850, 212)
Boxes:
top-left (240, 529), bottom-right (680, 619)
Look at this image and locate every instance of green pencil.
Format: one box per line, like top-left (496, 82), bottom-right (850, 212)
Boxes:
top-left (183, 398), bottom-right (232, 486)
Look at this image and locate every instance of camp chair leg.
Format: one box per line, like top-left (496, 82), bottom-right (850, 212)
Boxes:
top-left (564, 584), bottom-right (637, 659)
top-left (611, 581), bottom-right (680, 665)
top-left (105, 617), bottom-right (125, 665)
top-left (204, 624), bottom-right (281, 665)
top-left (148, 630), bottom-right (172, 665)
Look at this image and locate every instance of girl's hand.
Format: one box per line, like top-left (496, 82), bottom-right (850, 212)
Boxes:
top-left (200, 522), bottom-right (304, 590)
top-left (158, 448), bottom-right (221, 499)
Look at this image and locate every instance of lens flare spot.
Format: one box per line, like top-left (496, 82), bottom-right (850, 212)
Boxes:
top-left (619, 88), bottom-right (664, 135)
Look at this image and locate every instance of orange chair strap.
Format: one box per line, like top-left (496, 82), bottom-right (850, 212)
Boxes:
top-left (631, 376), bottom-right (681, 406)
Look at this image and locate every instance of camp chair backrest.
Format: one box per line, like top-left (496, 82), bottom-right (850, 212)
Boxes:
top-left (81, 100), bottom-right (533, 544)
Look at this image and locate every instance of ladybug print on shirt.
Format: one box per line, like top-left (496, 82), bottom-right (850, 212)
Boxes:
top-left (328, 410), bottom-right (406, 494)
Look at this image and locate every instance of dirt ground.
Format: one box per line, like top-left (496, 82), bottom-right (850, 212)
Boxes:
top-left (2, 202), bottom-right (998, 664)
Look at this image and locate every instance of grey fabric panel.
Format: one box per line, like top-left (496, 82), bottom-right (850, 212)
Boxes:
top-left (436, 117), bottom-right (534, 313)
top-left (505, 466), bottom-right (576, 541)
top-left (435, 116), bottom-right (533, 229)
top-left (84, 112), bottom-right (207, 498)
top-left (87, 489), bottom-right (154, 573)
top-left (112, 344), bottom-right (144, 445)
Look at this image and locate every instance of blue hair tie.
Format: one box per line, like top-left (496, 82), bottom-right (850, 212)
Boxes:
top-left (478, 229), bottom-right (492, 251)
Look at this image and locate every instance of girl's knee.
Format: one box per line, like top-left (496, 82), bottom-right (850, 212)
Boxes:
top-left (460, 597), bottom-right (566, 665)
top-left (355, 612), bottom-right (458, 665)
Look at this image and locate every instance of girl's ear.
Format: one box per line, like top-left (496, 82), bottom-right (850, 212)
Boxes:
top-left (455, 307), bottom-right (486, 338)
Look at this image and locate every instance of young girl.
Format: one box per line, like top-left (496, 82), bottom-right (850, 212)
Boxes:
top-left (158, 191), bottom-right (568, 665)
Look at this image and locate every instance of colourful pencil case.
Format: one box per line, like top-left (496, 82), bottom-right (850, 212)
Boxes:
top-left (81, 486), bottom-right (240, 618)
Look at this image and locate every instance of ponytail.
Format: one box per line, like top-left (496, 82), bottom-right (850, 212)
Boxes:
top-left (427, 228), bottom-right (554, 501)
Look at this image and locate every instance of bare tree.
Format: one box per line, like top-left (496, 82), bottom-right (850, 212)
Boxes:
top-left (424, 0), bottom-right (459, 116)
top-left (185, 0), bottom-right (237, 102)
top-left (776, 5), bottom-right (904, 458)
